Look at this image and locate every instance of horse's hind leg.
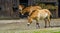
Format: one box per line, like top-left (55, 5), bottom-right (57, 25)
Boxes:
top-left (44, 19), bottom-right (47, 28)
top-left (47, 16), bottom-right (51, 27)
top-left (44, 19), bottom-right (50, 28)
top-left (48, 21), bottom-right (50, 27)
top-left (48, 18), bottom-right (51, 27)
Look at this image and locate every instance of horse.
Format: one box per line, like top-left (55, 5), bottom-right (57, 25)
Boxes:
top-left (27, 9), bottom-right (52, 28)
top-left (20, 5), bottom-right (42, 16)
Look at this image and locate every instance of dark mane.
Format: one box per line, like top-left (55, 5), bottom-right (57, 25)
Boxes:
top-left (29, 10), bottom-right (36, 16)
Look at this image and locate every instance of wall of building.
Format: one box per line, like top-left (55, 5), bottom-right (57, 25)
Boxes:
top-left (0, 0), bottom-right (19, 18)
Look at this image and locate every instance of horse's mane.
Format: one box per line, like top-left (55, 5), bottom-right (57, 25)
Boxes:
top-left (29, 10), bottom-right (36, 16)
top-left (22, 7), bottom-right (26, 10)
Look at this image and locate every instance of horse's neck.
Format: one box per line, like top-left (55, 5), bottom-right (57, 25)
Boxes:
top-left (29, 10), bottom-right (36, 16)
top-left (22, 6), bottom-right (26, 10)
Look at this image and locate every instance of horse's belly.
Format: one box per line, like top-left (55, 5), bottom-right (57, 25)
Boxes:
top-left (38, 13), bottom-right (48, 20)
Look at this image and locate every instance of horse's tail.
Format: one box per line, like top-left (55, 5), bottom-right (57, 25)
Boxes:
top-left (50, 14), bottom-right (53, 19)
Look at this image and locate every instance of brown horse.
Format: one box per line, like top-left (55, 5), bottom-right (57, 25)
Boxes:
top-left (27, 9), bottom-right (52, 28)
top-left (20, 5), bottom-right (42, 15)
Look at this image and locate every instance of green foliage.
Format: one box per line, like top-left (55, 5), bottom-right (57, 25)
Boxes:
top-left (39, 3), bottom-right (57, 10)
top-left (39, 4), bottom-right (46, 9)
top-left (35, 2), bottom-right (58, 11)
top-left (34, 0), bottom-right (58, 10)
top-left (46, 5), bottom-right (57, 9)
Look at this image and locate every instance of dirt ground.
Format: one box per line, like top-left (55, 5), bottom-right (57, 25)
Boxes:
top-left (0, 19), bottom-right (60, 30)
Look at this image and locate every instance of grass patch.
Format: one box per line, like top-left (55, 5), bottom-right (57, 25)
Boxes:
top-left (53, 32), bottom-right (60, 33)
top-left (0, 28), bottom-right (60, 33)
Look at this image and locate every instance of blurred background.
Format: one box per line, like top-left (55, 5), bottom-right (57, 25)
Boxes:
top-left (0, 0), bottom-right (59, 19)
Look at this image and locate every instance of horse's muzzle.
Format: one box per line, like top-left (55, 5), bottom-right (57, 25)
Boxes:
top-left (27, 23), bottom-right (30, 26)
top-left (27, 24), bottom-right (30, 26)
top-left (21, 14), bottom-right (24, 15)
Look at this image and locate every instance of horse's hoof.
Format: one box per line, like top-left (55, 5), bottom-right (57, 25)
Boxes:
top-left (36, 25), bottom-right (40, 29)
top-left (36, 27), bottom-right (40, 29)
top-left (45, 26), bottom-right (47, 28)
top-left (27, 24), bottom-right (29, 26)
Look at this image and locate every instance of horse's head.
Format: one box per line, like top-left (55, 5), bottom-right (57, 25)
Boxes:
top-left (27, 16), bottom-right (32, 26)
top-left (19, 5), bottom-right (24, 10)
top-left (21, 8), bottom-right (29, 15)
top-left (19, 5), bottom-right (25, 15)
top-left (21, 10), bottom-right (27, 15)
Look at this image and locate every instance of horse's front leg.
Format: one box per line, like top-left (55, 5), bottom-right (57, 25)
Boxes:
top-left (36, 22), bottom-right (40, 28)
top-left (36, 19), bottom-right (40, 28)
